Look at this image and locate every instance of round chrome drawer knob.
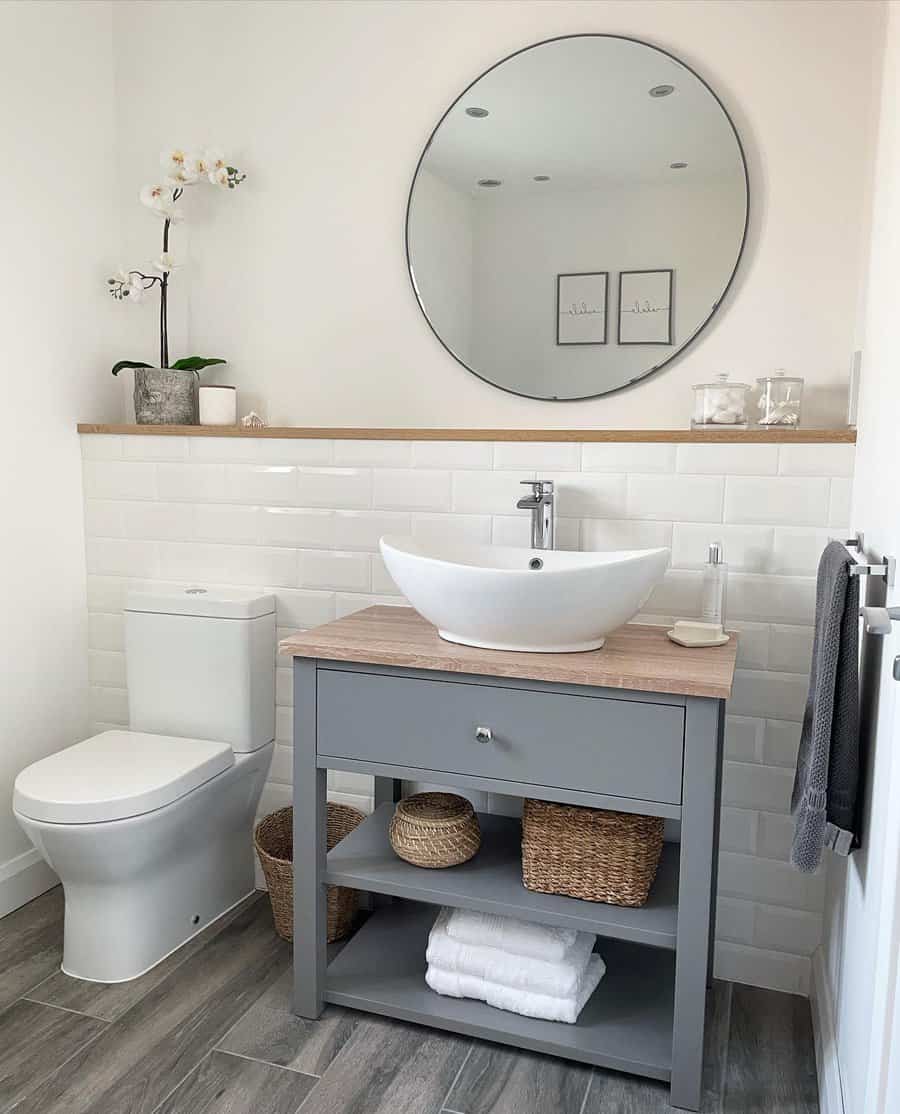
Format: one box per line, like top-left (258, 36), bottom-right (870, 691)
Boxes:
top-left (474, 726), bottom-right (493, 743)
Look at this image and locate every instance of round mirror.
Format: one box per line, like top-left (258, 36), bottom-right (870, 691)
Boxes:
top-left (406, 35), bottom-right (749, 400)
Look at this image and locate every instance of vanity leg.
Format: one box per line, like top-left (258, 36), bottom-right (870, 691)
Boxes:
top-left (293, 658), bottom-right (327, 1019)
top-left (670, 696), bottom-right (721, 1111)
top-left (707, 702), bottom-right (725, 989)
top-left (374, 776), bottom-right (402, 809)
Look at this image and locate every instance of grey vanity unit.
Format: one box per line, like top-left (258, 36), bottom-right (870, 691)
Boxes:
top-left (283, 606), bottom-right (737, 1111)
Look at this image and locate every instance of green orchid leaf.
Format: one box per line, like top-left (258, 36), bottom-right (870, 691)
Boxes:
top-left (111, 359), bottom-right (152, 377)
top-left (170, 356), bottom-right (228, 373)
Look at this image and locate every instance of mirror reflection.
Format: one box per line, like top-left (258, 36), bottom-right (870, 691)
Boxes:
top-left (407, 35), bottom-right (749, 400)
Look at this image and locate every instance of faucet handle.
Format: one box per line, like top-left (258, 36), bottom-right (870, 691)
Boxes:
top-left (520, 479), bottom-right (554, 497)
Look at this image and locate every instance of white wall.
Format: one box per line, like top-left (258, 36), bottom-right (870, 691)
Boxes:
top-left (80, 431), bottom-right (854, 993)
top-left (819, 3), bottom-right (900, 1111)
top-left (0, 2), bottom-right (121, 913)
top-left (108, 0), bottom-right (881, 428)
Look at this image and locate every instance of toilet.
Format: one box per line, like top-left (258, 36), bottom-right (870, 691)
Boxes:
top-left (13, 587), bottom-right (275, 984)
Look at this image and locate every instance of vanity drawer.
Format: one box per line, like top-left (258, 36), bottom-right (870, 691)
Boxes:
top-left (316, 669), bottom-right (684, 805)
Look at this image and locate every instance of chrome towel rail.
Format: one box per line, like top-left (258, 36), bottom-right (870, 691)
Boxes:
top-left (839, 532), bottom-right (896, 587)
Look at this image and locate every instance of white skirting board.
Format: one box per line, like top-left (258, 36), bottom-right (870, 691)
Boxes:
top-left (810, 945), bottom-right (845, 1114)
top-left (0, 847), bottom-right (58, 919)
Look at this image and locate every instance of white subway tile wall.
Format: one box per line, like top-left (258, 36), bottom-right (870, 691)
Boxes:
top-left (80, 435), bottom-right (854, 995)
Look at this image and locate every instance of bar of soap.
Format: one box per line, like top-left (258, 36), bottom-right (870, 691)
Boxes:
top-left (673, 621), bottom-right (724, 639)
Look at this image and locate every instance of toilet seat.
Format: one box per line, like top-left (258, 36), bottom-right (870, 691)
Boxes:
top-left (13, 730), bottom-right (234, 824)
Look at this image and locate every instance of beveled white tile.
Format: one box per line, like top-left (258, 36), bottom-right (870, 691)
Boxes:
top-left (88, 649), bottom-right (127, 688)
top-left (719, 807), bottom-right (758, 854)
top-left (224, 463), bottom-right (298, 505)
top-left (627, 474), bottom-right (724, 522)
top-left (410, 513), bottom-right (492, 545)
top-left (251, 438), bottom-right (333, 465)
top-left (724, 761), bottom-right (794, 813)
top-left (158, 542), bottom-right (297, 587)
top-left (80, 434), bottom-right (123, 459)
top-left (717, 850), bottom-right (825, 910)
top-left (258, 507), bottom-right (333, 549)
top-left (451, 470), bottom-right (532, 514)
top-left (724, 476), bottom-right (830, 526)
top-left (275, 705), bottom-right (293, 743)
top-left (753, 905), bottom-right (821, 956)
top-left (769, 624), bottom-right (814, 674)
top-left (84, 500), bottom-right (124, 538)
top-left (716, 897), bottom-right (755, 945)
top-left (671, 524), bottom-right (773, 572)
top-left (547, 473), bottom-right (628, 519)
top-left (374, 469), bottom-right (452, 512)
top-left (334, 440), bottom-right (412, 467)
top-left (729, 669), bottom-right (808, 721)
top-left (492, 442), bottom-right (580, 472)
top-left (579, 519), bottom-right (672, 552)
top-left (333, 510), bottom-right (411, 551)
top-left (828, 477), bottom-right (853, 527)
top-left (645, 569), bottom-right (704, 616)
top-left (756, 810), bottom-right (796, 861)
top-left (82, 460), bottom-right (157, 501)
top-left (412, 441), bottom-right (493, 469)
top-left (86, 538), bottom-right (159, 578)
top-left (676, 443), bottom-right (778, 476)
top-left (770, 528), bottom-right (832, 575)
top-left (269, 587), bottom-right (335, 629)
top-left (581, 442), bottom-right (676, 473)
top-left (88, 612), bottom-right (124, 651)
top-left (157, 462), bottom-right (226, 502)
top-left (727, 574), bottom-right (816, 625)
top-left (268, 743), bottom-right (293, 784)
top-left (121, 501), bottom-right (194, 541)
top-left (490, 515), bottom-right (580, 550)
top-left (188, 437), bottom-right (259, 461)
top-left (371, 556), bottom-right (401, 595)
top-left (334, 593), bottom-right (408, 618)
top-left (297, 467), bottom-right (372, 509)
top-left (762, 719), bottom-right (803, 768)
top-left (728, 620), bottom-right (769, 670)
top-left (122, 435), bottom-right (189, 461)
top-left (778, 443), bottom-right (855, 477)
top-left (87, 576), bottom-right (128, 613)
top-left (297, 549), bottom-right (370, 592)
top-left (194, 504), bottom-right (262, 545)
top-left (713, 942), bottom-right (810, 996)
top-left (275, 668), bottom-right (292, 706)
top-left (725, 716), bottom-right (764, 762)
top-left (89, 685), bottom-right (129, 725)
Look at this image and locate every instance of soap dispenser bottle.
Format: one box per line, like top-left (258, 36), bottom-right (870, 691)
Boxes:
top-left (700, 541), bottom-right (728, 627)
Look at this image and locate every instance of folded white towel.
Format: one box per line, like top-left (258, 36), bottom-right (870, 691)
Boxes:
top-left (425, 954), bottom-right (606, 1024)
top-left (442, 907), bottom-right (578, 962)
top-left (427, 910), bottom-right (595, 998)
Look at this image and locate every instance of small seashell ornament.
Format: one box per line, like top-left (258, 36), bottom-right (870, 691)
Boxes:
top-left (240, 411), bottom-right (266, 429)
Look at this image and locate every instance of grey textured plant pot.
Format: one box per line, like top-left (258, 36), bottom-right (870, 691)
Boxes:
top-left (133, 367), bottom-right (198, 425)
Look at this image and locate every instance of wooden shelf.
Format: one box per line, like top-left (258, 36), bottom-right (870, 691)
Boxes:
top-left (327, 805), bottom-right (679, 948)
top-left (77, 423), bottom-right (856, 444)
top-left (326, 902), bottom-right (675, 1079)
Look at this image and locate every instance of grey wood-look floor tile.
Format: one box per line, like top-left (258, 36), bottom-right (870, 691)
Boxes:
top-left (299, 1013), bottom-right (470, 1114)
top-left (723, 984), bottom-right (818, 1114)
top-left (445, 1043), bottom-right (592, 1114)
top-left (0, 885), bottom-right (63, 1014)
top-left (155, 1050), bottom-right (317, 1114)
top-left (13, 896), bottom-right (289, 1114)
top-left (26, 892), bottom-right (259, 1021)
top-left (218, 970), bottom-right (364, 1075)
top-left (0, 998), bottom-right (107, 1109)
top-left (700, 980), bottom-right (733, 1113)
top-left (581, 1070), bottom-right (671, 1113)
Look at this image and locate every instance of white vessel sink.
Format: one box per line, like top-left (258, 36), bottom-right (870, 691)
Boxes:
top-left (379, 537), bottom-right (670, 653)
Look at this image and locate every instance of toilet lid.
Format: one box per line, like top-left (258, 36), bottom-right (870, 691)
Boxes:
top-left (13, 730), bottom-right (234, 824)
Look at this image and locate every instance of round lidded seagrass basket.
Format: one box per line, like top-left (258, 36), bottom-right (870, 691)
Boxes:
top-left (254, 803), bottom-right (364, 942)
top-left (389, 792), bottom-right (481, 868)
top-left (521, 798), bottom-right (664, 908)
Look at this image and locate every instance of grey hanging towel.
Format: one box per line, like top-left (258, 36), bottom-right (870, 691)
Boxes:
top-left (791, 540), bottom-right (860, 872)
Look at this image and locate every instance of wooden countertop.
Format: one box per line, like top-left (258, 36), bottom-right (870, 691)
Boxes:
top-left (279, 606), bottom-right (738, 700)
top-left (77, 424), bottom-right (855, 444)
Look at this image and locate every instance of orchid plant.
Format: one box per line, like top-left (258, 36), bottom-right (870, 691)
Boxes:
top-left (109, 147), bottom-right (246, 377)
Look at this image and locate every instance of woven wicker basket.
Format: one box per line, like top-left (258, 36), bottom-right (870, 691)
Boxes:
top-left (521, 798), bottom-right (664, 907)
top-left (389, 792), bottom-right (481, 868)
top-left (254, 803), bottom-right (364, 942)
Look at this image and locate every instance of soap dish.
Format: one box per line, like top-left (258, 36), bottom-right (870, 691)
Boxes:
top-left (667, 620), bottom-right (730, 648)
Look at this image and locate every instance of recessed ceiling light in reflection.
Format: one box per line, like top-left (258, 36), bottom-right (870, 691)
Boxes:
top-left (650, 84), bottom-right (674, 97)
top-left (533, 175), bottom-right (551, 182)
top-left (465, 106), bottom-right (490, 118)
top-left (670, 162), bottom-right (688, 169)
top-left (477, 178), bottom-right (502, 188)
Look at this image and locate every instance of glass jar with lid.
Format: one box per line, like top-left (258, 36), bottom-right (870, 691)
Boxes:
top-left (756, 370), bottom-right (803, 427)
top-left (691, 373), bottom-right (750, 429)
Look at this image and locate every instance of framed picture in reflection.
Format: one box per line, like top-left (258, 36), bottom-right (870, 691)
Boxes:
top-left (556, 272), bottom-right (608, 345)
top-left (618, 269), bottom-right (674, 345)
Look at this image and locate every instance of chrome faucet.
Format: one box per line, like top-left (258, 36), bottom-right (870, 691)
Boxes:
top-left (517, 480), bottom-right (556, 550)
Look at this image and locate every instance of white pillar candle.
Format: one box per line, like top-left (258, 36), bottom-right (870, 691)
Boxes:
top-left (199, 385), bottom-right (237, 426)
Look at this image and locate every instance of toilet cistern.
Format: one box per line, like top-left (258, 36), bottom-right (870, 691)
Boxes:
top-left (517, 479), bottom-right (556, 550)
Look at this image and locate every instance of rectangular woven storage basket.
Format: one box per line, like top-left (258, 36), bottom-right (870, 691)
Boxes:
top-left (522, 798), bottom-right (664, 907)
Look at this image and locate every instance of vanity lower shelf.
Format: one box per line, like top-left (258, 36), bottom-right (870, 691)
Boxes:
top-left (326, 804), bottom-right (680, 948)
top-left (326, 901), bottom-right (675, 1079)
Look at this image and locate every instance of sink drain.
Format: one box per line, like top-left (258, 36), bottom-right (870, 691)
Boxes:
top-left (528, 557), bottom-right (544, 570)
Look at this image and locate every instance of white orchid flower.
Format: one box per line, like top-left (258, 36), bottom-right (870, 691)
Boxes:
top-left (139, 183), bottom-right (175, 212)
top-left (161, 147), bottom-right (187, 170)
top-left (208, 165), bottom-right (231, 189)
top-left (195, 148), bottom-right (226, 176)
top-left (165, 163), bottom-right (199, 188)
top-left (125, 274), bottom-right (146, 303)
top-left (153, 252), bottom-right (179, 273)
